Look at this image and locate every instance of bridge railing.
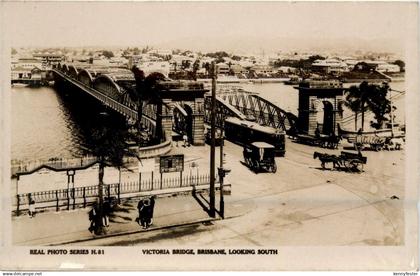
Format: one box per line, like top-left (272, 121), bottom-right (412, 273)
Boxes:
top-left (13, 173), bottom-right (219, 215)
top-left (11, 156), bottom-right (99, 176)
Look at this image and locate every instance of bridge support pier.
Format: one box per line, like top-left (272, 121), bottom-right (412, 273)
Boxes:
top-left (156, 100), bottom-right (174, 143)
top-left (191, 98), bottom-right (205, 145)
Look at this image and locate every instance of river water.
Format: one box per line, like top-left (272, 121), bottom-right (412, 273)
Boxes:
top-left (11, 81), bottom-right (406, 161)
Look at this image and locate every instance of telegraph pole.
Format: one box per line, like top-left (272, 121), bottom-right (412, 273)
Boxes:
top-left (209, 62), bottom-right (217, 218)
top-left (219, 129), bottom-right (225, 219)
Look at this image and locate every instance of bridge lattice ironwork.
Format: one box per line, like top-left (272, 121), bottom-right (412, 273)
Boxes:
top-left (207, 90), bottom-right (297, 132)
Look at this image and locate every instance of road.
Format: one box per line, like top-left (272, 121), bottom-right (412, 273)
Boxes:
top-left (71, 138), bottom-right (405, 246)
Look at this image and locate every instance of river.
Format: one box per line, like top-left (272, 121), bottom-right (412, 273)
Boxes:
top-left (11, 81), bottom-right (406, 161)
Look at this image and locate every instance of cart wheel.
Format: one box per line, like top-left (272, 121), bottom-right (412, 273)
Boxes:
top-left (271, 164), bottom-right (277, 173)
top-left (254, 161), bottom-right (260, 172)
top-left (343, 160), bottom-right (351, 170)
top-left (353, 162), bottom-right (363, 172)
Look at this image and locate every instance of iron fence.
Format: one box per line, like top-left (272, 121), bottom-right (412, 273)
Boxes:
top-left (14, 173), bottom-right (215, 215)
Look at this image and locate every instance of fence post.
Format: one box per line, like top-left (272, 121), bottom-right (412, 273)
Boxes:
top-left (139, 172), bottom-right (142, 192)
top-left (56, 190), bottom-right (59, 212)
top-left (16, 195), bottom-right (20, 216)
top-left (72, 188), bottom-right (76, 210)
top-left (83, 187), bottom-right (86, 208)
top-left (151, 171), bottom-right (154, 190)
top-left (117, 183), bottom-right (121, 204)
top-left (67, 189), bottom-right (70, 210)
top-left (180, 171), bottom-right (183, 187)
top-left (160, 173), bottom-right (163, 189)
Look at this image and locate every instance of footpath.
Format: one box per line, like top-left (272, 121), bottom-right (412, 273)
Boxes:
top-left (12, 143), bottom-right (250, 246)
top-left (12, 192), bottom-right (249, 246)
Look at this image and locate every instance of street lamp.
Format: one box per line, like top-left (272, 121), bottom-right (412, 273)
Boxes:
top-left (209, 62), bottom-right (217, 218)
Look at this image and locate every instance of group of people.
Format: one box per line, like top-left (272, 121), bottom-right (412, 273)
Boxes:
top-left (88, 199), bottom-right (111, 234)
top-left (137, 196), bottom-right (156, 229)
top-left (87, 196), bottom-right (156, 234)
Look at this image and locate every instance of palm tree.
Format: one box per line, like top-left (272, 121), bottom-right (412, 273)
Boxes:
top-left (344, 85), bottom-right (362, 131)
top-left (368, 82), bottom-right (391, 129)
top-left (345, 81), bottom-right (373, 131)
top-left (129, 66), bottom-right (166, 142)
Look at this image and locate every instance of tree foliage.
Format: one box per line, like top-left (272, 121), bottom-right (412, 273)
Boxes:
top-left (345, 81), bottom-right (392, 130)
top-left (393, 60), bottom-right (405, 72)
top-left (102, 50), bottom-right (114, 59)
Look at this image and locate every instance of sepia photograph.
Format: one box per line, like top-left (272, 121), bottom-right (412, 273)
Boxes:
top-left (0, 1), bottom-right (418, 271)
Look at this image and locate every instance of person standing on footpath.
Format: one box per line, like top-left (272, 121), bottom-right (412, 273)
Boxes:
top-left (140, 198), bottom-right (151, 229)
top-left (88, 202), bottom-right (98, 233)
top-left (28, 200), bottom-right (36, 218)
top-left (136, 199), bottom-right (144, 226)
top-left (102, 199), bottom-right (111, 227)
top-left (149, 196), bottom-right (156, 226)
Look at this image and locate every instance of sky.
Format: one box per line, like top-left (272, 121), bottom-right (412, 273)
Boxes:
top-left (2, 1), bottom-right (417, 53)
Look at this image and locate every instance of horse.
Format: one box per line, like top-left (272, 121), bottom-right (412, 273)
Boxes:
top-left (384, 137), bottom-right (404, 150)
top-left (313, 151), bottom-right (340, 169)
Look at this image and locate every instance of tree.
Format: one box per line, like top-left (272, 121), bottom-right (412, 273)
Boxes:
top-left (129, 67), bottom-right (165, 140)
top-left (102, 50), bottom-right (114, 59)
top-left (344, 85), bottom-right (363, 131)
top-left (345, 81), bottom-right (392, 131)
top-left (393, 60), bottom-right (405, 72)
top-left (345, 81), bottom-right (373, 131)
top-left (368, 82), bottom-right (391, 129)
top-left (81, 112), bottom-right (138, 235)
top-left (11, 48), bottom-right (17, 55)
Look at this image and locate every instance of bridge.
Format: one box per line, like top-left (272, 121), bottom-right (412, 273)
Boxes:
top-left (53, 64), bottom-right (208, 145)
top-left (204, 87), bottom-right (297, 132)
top-left (53, 63), bottom-right (297, 151)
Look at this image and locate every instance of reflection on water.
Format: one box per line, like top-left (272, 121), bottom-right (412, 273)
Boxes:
top-left (11, 81), bottom-right (405, 161)
top-left (11, 86), bottom-right (84, 161)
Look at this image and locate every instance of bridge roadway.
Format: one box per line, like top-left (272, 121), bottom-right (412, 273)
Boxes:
top-left (52, 69), bottom-right (156, 126)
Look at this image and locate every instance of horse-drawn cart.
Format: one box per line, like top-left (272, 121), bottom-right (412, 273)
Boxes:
top-left (294, 133), bottom-right (340, 149)
top-left (314, 151), bottom-right (367, 172)
top-left (243, 142), bottom-right (277, 173)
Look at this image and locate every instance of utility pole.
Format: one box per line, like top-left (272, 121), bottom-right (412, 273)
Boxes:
top-left (389, 88), bottom-right (394, 137)
top-left (209, 62), bottom-right (216, 218)
top-left (219, 129), bottom-right (225, 219)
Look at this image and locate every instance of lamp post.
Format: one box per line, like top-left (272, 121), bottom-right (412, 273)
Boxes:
top-left (209, 62), bottom-right (217, 218)
top-left (218, 129), bottom-right (225, 219)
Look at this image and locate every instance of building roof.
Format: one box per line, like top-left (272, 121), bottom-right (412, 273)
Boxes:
top-left (251, 142), bottom-right (275, 148)
top-left (12, 66), bottom-right (31, 72)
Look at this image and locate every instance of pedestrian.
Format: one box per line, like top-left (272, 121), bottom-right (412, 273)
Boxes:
top-left (149, 196), bottom-right (156, 226)
top-left (183, 133), bottom-right (188, 147)
top-left (136, 199), bottom-right (144, 226)
top-left (88, 203), bottom-right (98, 233)
top-left (140, 198), bottom-right (151, 229)
top-left (102, 199), bottom-right (111, 227)
top-left (28, 200), bottom-right (36, 218)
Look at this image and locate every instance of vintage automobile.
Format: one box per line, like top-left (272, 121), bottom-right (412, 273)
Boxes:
top-left (243, 142), bottom-right (277, 173)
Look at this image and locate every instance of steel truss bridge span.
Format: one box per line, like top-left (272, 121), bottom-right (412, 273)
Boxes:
top-left (205, 90), bottom-right (297, 132)
top-left (52, 69), bottom-right (156, 127)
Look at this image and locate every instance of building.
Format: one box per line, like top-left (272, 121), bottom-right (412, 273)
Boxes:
top-left (230, 64), bottom-right (248, 75)
top-left (12, 58), bottom-right (43, 70)
top-left (250, 65), bottom-right (274, 75)
top-left (33, 54), bottom-right (63, 70)
top-left (216, 63), bottom-right (230, 75)
top-left (364, 60), bottom-right (400, 72)
top-left (311, 59), bottom-right (349, 74)
top-left (375, 63), bottom-right (400, 73)
top-left (136, 61), bottom-right (171, 77)
top-left (11, 66), bottom-right (43, 81)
